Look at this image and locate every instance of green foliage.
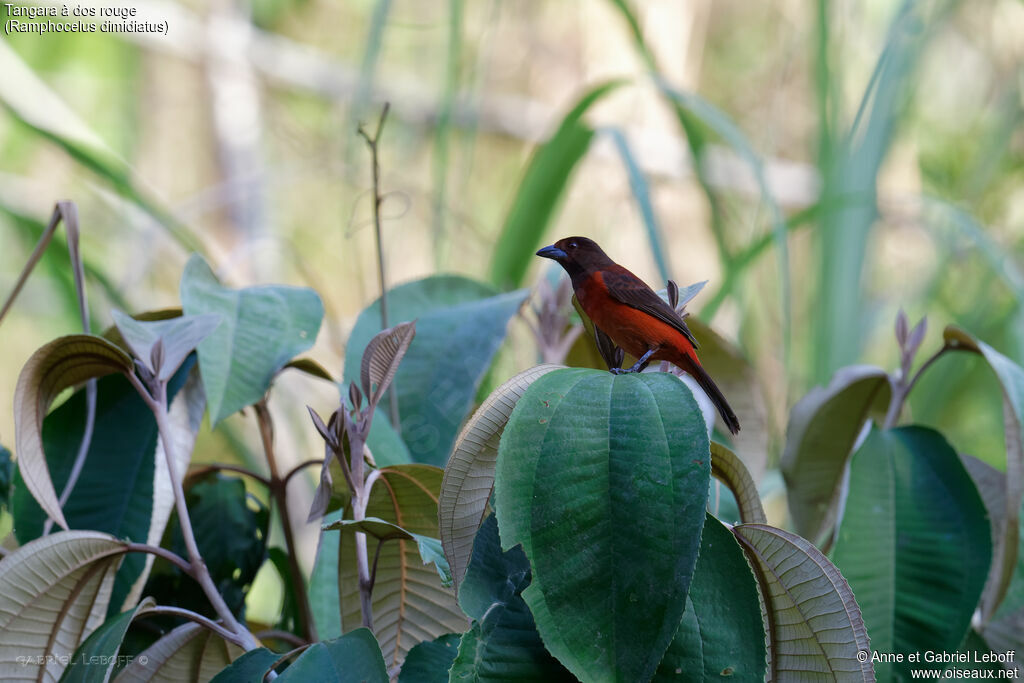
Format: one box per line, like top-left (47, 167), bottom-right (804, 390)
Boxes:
top-left (449, 515), bottom-right (573, 682)
top-left (0, 444), bottom-right (11, 512)
top-left (180, 254), bottom-right (324, 425)
top-left (654, 515), bottom-right (765, 682)
top-left (147, 473), bottom-right (269, 619)
top-left (399, 633), bottom-right (461, 683)
top-left (833, 426), bottom-right (992, 680)
top-left (277, 630), bottom-right (388, 682)
top-left (12, 357), bottom-right (197, 614)
top-left (495, 369), bottom-right (710, 682)
top-left (344, 275), bottom-right (525, 466)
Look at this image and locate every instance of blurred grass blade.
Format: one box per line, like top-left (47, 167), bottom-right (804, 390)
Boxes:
top-left (812, 1), bottom-right (947, 383)
top-left (489, 80), bottom-right (626, 290)
top-left (603, 126), bottom-right (671, 284)
top-left (658, 83), bottom-right (791, 365)
top-left (606, 0), bottom-right (732, 274)
top-left (0, 41), bottom-right (205, 256)
top-left (431, 0), bottom-right (464, 266)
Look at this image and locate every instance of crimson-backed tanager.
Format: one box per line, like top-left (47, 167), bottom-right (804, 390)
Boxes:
top-left (537, 236), bottom-right (740, 434)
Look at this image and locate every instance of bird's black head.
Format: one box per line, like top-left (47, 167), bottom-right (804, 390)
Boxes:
top-left (535, 237), bottom-right (614, 280)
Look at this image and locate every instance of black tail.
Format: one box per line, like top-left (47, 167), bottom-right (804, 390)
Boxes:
top-left (678, 356), bottom-right (740, 435)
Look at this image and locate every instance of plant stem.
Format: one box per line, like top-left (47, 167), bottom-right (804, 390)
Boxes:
top-left (126, 371), bottom-right (260, 651)
top-left (186, 463), bottom-right (271, 488)
top-left (883, 343), bottom-right (958, 429)
top-left (254, 400), bottom-right (318, 642)
top-left (143, 606), bottom-right (245, 645)
top-left (357, 103), bottom-right (401, 429)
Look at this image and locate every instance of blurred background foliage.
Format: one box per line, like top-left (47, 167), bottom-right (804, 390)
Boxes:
top-left (1, 0), bottom-right (1022, 621)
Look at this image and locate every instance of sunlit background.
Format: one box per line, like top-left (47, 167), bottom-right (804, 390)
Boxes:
top-left (1, 0), bottom-right (1022, 622)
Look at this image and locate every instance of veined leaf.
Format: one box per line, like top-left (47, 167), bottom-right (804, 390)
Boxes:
top-left (944, 326), bottom-right (1024, 620)
top-left (62, 597), bottom-right (156, 683)
top-left (323, 517), bottom-right (451, 586)
top-left (655, 515), bottom-right (765, 681)
top-left (12, 357), bottom-right (202, 615)
top-left (337, 465), bottom-right (467, 669)
top-left (114, 622), bottom-right (243, 683)
top-left (180, 254), bottom-right (323, 425)
top-left (832, 426), bottom-right (990, 680)
top-left (343, 275), bottom-right (525, 466)
top-left (439, 363), bottom-right (564, 595)
top-left (448, 515), bottom-right (574, 682)
top-left (781, 365), bottom-right (891, 544)
top-left (710, 442), bottom-right (766, 525)
top-left (208, 647), bottom-right (281, 683)
top-left (397, 633), bottom-right (460, 683)
top-left (110, 310), bottom-right (221, 381)
top-left (731, 524), bottom-right (873, 681)
top-left (360, 321), bottom-right (416, 408)
top-left (275, 630), bottom-right (387, 683)
top-left (0, 531), bottom-right (126, 681)
top-left (14, 335), bottom-right (133, 530)
top-left (495, 369), bottom-right (710, 682)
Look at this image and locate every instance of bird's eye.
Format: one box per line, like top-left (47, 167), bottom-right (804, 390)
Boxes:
top-left (569, 241), bottom-right (578, 249)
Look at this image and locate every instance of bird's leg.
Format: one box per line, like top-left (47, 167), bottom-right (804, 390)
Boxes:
top-left (610, 347), bottom-right (657, 374)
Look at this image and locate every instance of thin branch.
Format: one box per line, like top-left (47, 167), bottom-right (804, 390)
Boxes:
top-left (254, 400), bottom-right (318, 643)
top-left (357, 103), bottom-right (401, 429)
top-left (141, 606), bottom-right (246, 647)
top-left (187, 463), bottom-right (271, 488)
top-left (254, 629), bottom-right (307, 648)
top-left (124, 542), bottom-right (192, 575)
top-left (125, 370), bottom-right (260, 651)
top-left (283, 458), bottom-right (324, 487)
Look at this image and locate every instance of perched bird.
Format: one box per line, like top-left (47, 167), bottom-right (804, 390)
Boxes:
top-left (536, 236), bottom-right (740, 434)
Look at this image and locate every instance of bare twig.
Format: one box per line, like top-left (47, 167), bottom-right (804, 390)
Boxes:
top-left (283, 458), bottom-right (324, 487)
top-left (186, 463), bottom-right (271, 488)
top-left (357, 103), bottom-right (401, 429)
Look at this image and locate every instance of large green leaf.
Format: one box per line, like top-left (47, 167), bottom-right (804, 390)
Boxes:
top-left (343, 275), bottom-right (525, 466)
top-left (13, 334), bottom-right (133, 531)
top-left (0, 444), bottom-right (12, 511)
top-left (495, 368), bottom-right (710, 682)
top-left (449, 515), bottom-right (574, 682)
top-left (209, 647), bottom-right (281, 683)
top-left (440, 364), bottom-right (563, 595)
top-left (61, 598), bottom-right (155, 683)
top-left (13, 358), bottom-right (201, 615)
top-left (276, 630), bottom-right (387, 683)
top-left (832, 426), bottom-right (991, 680)
top-left (781, 365), bottom-right (892, 544)
top-left (731, 524), bottom-right (873, 681)
top-left (654, 514), bottom-right (765, 682)
top-left (180, 254), bottom-right (323, 425)
top-left (488, 81), bottom-right (625, 290)
top-left (0, 531), bottom-right (126, 681)
top-left (336, 465), bottom-right (467, 669)
top-left (397, 633), bottom-right (460, 683)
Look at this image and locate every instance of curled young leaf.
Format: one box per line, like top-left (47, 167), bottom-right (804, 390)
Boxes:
top-left (14, 335), bottom-right (133, 530)
top-left (359, 320), bottom-right (417, 409)
top-left (710, 441), bottom-right (767, 524)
